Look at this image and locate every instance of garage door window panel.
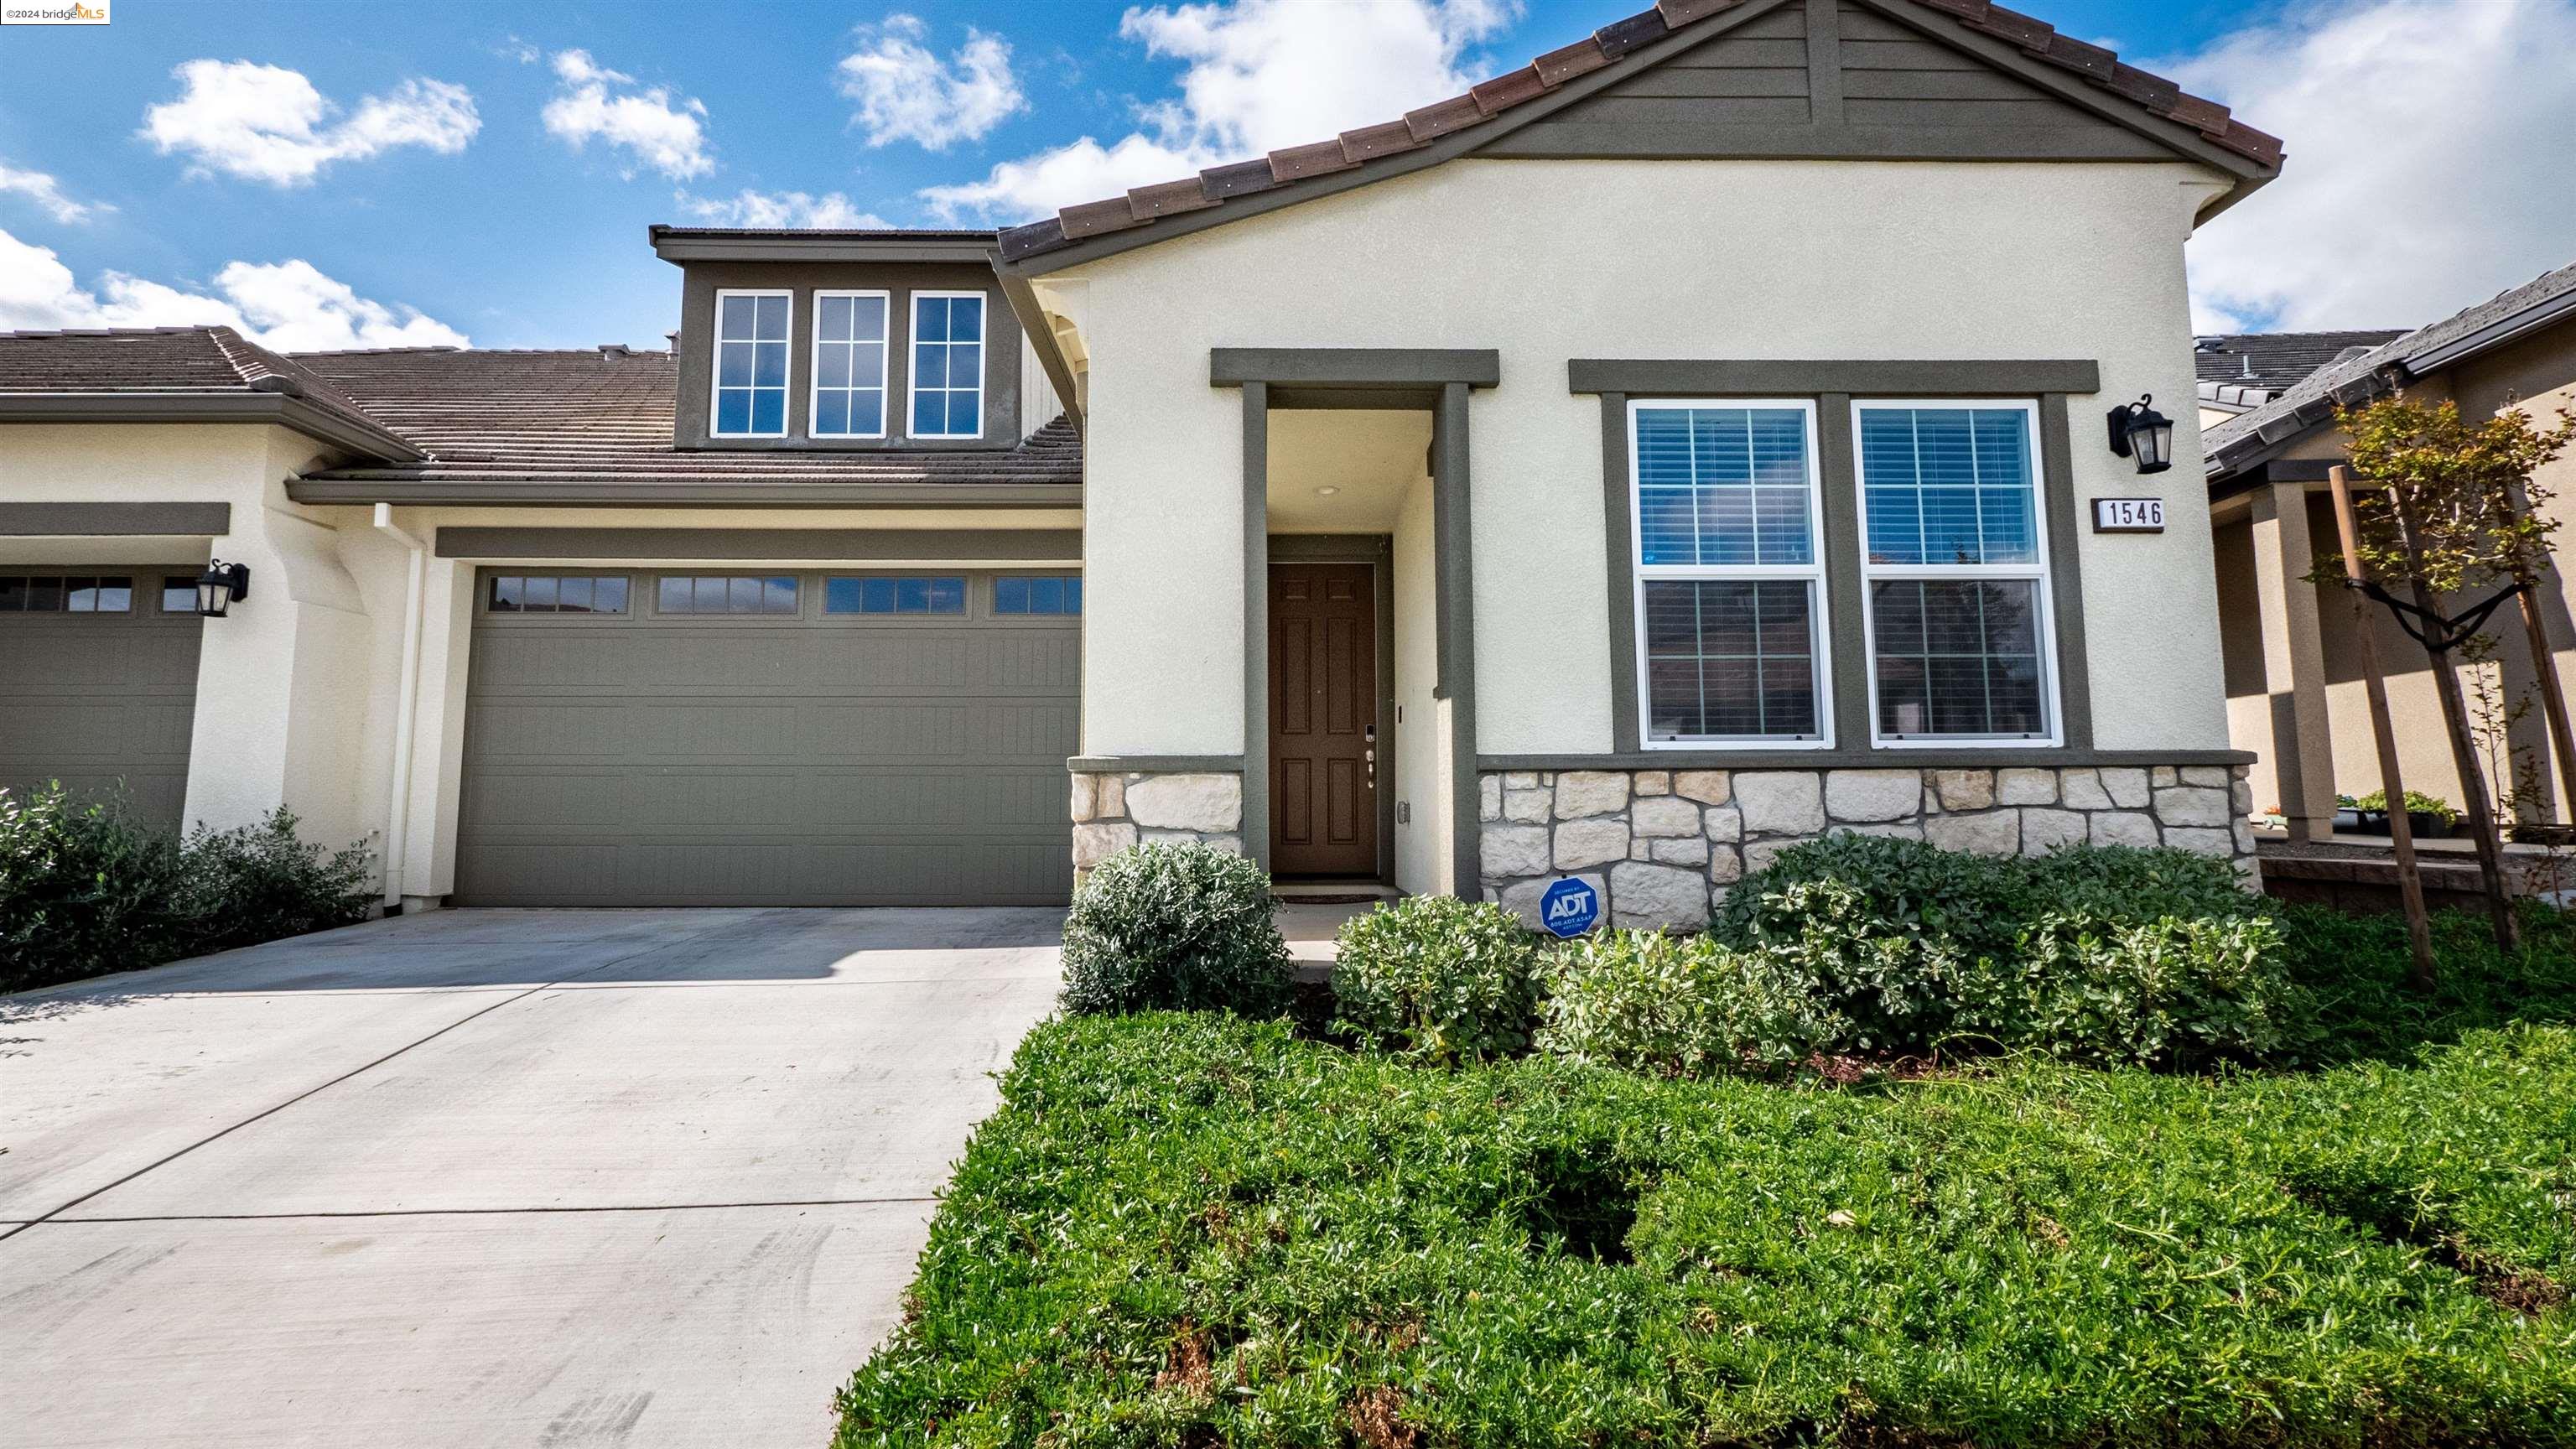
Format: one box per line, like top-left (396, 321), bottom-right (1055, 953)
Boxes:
top-left (2, 575), bottom-right (132, 613)
top-left (489, 574), bottom-right (631, 615)
top-left (825, 575), bottom-right (966, 616)
top-left (657, 575), bottom-right (800, 616)
top-left (995, 576), bottom-right (1081, 615)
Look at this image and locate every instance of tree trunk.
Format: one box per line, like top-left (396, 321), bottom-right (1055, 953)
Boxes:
top-left (2331, 466), bottom-right (2439, 990)
top-left (2391, 492), bottom-right (2521, 953)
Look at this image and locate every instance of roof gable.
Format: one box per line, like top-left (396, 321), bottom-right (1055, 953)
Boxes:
top-left (1000, 0), bottom-right (2282, 272)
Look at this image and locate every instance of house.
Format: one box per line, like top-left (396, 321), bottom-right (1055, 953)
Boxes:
top-left (1, 0), bottom-right (2283, 927)
top-left (2194, 330), bottom-right (2405, 428)
top-left (2206, 259), bottom-right (2576, 841)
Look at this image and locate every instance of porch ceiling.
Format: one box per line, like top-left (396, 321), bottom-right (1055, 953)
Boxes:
top-left (1265, 408), bottom-right (1431, 532)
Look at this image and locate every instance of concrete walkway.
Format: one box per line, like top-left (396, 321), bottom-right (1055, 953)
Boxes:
top-left (0, 907), bottom-right (1063, 1448)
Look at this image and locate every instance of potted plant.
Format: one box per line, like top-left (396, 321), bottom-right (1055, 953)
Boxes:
top-left (2350, 789), bottom-right (2461, 840)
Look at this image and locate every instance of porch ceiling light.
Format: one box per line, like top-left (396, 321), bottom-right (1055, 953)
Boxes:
top-left (1314, 485), bottom-right (1341, 496)
top-left (195, 560), bottom-right (250, 617)
top-left (2106, 394), bottom-right (2174, 475)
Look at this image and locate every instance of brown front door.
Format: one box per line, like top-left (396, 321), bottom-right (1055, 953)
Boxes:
top-left (1270, 562), bottom-right (1379, 876)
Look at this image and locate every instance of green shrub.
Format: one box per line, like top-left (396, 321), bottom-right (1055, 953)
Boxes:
top-left (1535, 927), bottom-right (1838, 1077)
top-left (1332, 895), bottom-right (1544, 1063)
top-left (1708, 835), bottom-right (2277, 1062)
top-left (1060, 842), bottom-right (1292, 1017)
top-left (1954, 909), bottom-right (2298, 1067)
top-left (0, 784), bottom-right (191, 992)
top-left (178, 808), bottom-right (374, 957)
top-left (2, 784), bottom-right (376, 993)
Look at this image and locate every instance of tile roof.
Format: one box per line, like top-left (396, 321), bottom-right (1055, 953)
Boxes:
top-left (2192, 330), bottom-right (2407, 395)
top-left (0, 328), bottom-right (1083, 490)
top-left (2205, 260), bottom-right (2576, 478)
top-left (288, 345), bottom-right (1081, 486)
top-left (998, 0), bottom-right (2283, 266)
top-left (0, 325), bottom-right (392, 444)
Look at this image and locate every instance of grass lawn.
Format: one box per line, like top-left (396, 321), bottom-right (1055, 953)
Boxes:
top-left (835, 910), bottom-right (2576, 1446)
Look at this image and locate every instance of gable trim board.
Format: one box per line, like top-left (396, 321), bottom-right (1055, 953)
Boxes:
top-left (0, 390), bottom-right (423, 464)
top-left (287, 479), bottom-right (1081, 508)
top-left (0, 502), bottom-right (231, 537)
top-left (995, 0), bottom-right (2279, 276)
top-left (434, 527), bottom-right (1083, 562)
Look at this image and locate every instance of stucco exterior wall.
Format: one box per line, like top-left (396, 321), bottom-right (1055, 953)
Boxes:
top-left (1390, 475), bottom-right (1446, 895)
top-left (1053, 157), bottom-right (2237, 761)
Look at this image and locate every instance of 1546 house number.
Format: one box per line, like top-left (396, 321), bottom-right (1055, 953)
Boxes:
top-left (2091, 497), bottom-right (2165, 532)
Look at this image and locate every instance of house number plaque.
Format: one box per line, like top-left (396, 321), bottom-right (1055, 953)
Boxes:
top-left (2090, 497), bottom-right (2165, 532)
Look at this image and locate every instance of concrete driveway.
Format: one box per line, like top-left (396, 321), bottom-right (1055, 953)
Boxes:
top-left (0, 907), bottom-right (1062, 1448)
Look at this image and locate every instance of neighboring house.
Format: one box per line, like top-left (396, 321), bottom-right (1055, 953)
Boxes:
top-left (2, 0), bottom-right (2284, 927)
top-left (2194, 330), bottom-right (2405, 428)
top-left (2206, 260), bottom-right (2576, 840)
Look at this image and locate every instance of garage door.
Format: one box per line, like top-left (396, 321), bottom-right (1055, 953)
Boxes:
top-left (0, 569), bottom-right (204, 831)
top-left (454, 569), bottom-right (1080, 906)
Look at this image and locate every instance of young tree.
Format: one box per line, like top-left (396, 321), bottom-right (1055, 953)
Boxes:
top-left (2334, 396), bottom-right (2576, 953)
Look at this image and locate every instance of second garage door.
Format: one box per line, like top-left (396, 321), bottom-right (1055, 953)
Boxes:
top-left (454, 568), bottom-right (1079, 906)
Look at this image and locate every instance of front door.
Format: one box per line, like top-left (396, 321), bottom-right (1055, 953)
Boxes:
top-left (1269, 562), bottom-right (1379, 876)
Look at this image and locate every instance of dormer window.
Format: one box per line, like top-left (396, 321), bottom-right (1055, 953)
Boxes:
top-left (909, 292), bottom-right (984, 439)
top-left (711, 289), bottom-right (790, 437)
top-left (812, 291), bottom-right (890, 439)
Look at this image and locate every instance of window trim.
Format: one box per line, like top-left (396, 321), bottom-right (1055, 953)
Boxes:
top-left (709, 288), bottom-right (793, 439)
top-left (1848, 397), bottom-right (2062, 750)
top-left (906, 288), bottom-right (987, 440)
top-left (1627, 397), bottom-right (1836, 751)
top-left (808, 288), bottom-right (891, 441)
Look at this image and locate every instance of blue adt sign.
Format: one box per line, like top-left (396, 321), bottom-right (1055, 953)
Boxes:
top-left (1539, 876), bottom-right (1600, 938)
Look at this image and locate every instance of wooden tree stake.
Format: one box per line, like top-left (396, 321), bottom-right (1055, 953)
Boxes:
top-left (2329, 465), bottom-right (2438, 989)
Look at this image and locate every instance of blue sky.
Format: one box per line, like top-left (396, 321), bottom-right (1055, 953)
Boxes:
top-left (2, 0), bottom-right (2570, 351)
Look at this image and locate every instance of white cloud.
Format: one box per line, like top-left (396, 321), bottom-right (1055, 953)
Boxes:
top-left (675, 188), bottom-right (891, 230)
top-left (0, 162), bottom-right (108, 224)
top-left (2174, 0), bottom-right (2576, 332)
top-left (838, 14), bottom-right (1026, 150)
top-left (922, 0), bottom-right (1516, 223)
top-left (0, 227), bottom-right (468, 351)
top-left (542, 49), bottom-right (712, 180)
top-left (140, 60), bottom-right (478, 187)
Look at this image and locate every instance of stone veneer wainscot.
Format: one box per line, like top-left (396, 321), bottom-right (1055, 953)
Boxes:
top-left (1070, 771), bottom-right (1244, 884)
top-left (1479, 765), bottom-right (2256, 931)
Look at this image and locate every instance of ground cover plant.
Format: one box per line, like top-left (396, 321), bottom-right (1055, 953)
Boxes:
top-left (835, 1010), bottom-right (2576, 1446)
top-left (838, 839), bottom-right (2576, 1445)
top-left (2, 782), bottom-right (373, 992)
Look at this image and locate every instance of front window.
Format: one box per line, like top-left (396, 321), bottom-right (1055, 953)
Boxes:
top-left (811, 291), bottom-right (889, 439)
top-left (908, 292), bottom-right (984, 439)
top-left (711, 290), bottom-right (790, 437)
top-left (1629, 402), bottom-right (1828, 745)
top-left (1854, 402), bottom-right (2055, 742)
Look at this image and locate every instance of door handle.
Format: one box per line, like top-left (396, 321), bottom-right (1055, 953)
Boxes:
top-left (1364, 723), bottom-right (1376, 791)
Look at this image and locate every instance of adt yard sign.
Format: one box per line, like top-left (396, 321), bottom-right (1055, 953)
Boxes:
top-left (1540, 876), bottom-right (1600, 937)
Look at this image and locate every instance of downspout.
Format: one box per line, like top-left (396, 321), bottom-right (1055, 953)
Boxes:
top-left (371, 504), bottom-right (428, 911)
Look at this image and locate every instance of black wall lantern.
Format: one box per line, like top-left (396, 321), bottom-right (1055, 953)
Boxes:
top-left (195, 560), bottom-right (251, 617)
top-left (2106, 394), bottom-right (2175, 475)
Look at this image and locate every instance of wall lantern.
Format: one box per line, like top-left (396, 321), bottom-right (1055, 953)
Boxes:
top-left (195, 560), bottom-right (251, 617)
top-left (2106, 394), bottom-right (2174, 475)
